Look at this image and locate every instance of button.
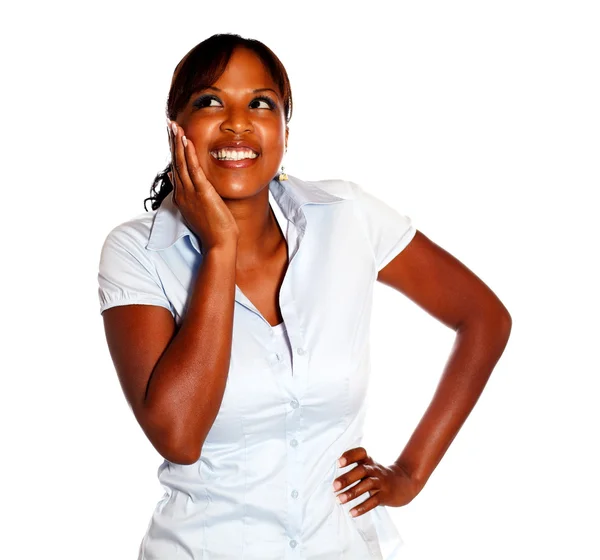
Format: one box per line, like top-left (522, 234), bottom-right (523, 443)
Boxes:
top-left (291, 489), bottom-right (299, 499)
top-left (289, 540), bottom-right (297, 548)
top-left (290, 439), bottom-right (298, 447)
top-left (290, 399), bottom-right (299, 409)
top-left (296, 347), bottom-right (305, 356)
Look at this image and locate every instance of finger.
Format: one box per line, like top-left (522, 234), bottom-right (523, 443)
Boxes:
top-left (337, 446), bottom-right (369, 469)
top-left (166, 123), bottom-right (181, 200)
top-left (182, 135), bottom-right (212, 195)
top-left (336, 476), bottom-right (379, 505)
top-left (333, 463), bottom-right (368, 492)
top-left (169, 121), bottom-right (193, 199)
top-left (166, 125), bottom-right (177, 196)
top-left (349, 493), bottom-right (381, 518)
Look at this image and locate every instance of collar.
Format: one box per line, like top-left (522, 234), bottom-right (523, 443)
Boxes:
top-left (146, 174), bottom-right (346, 253)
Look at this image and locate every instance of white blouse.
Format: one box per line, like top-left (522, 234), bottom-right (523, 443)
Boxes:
top-left (98, 174), bottom-right (417, 559)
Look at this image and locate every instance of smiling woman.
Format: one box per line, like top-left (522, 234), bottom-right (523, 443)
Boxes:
top-left (97, 33), bottom-right (511, 560)
top-left (145, 35), bottom-right (292, 214)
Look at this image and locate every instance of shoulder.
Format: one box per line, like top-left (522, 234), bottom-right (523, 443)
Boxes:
top-left (100, 209), bottom-right (157, 255)
top-left (288, 175), bottom-right (361, 200)
top-left (293, 176), bottom-right (398, 212)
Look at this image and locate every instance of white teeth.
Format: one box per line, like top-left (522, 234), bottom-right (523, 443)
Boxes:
top-left (210, 149), bottom-right (258, 161)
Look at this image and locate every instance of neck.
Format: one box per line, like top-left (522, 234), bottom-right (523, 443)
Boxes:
top-left (225, 187), bottom-right (284, 270)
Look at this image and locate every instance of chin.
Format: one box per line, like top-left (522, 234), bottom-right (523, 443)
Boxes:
top-left (209, 172), bottom-right (272, 200)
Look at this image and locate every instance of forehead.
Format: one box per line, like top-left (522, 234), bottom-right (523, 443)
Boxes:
top-left (212, 48), bottom-right (278, 91)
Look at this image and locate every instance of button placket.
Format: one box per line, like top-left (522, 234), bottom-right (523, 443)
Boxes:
top-left (279, 298), bottom-right (309, 397)
top-left (285, 376), bottom-right (302, 554)
top-left (277, 267), bottom-right (306, 555)
top-left (286, 427), bottom-right (302, 554)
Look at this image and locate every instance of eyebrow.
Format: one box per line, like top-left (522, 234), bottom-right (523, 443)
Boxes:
top-left (200, 86), bottom-right (280, 96)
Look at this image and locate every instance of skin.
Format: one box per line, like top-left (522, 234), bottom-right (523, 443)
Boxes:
top-left (106, 46), bottom-right (512, 521)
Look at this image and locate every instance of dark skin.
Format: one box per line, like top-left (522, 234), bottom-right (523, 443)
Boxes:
top-left (103, 46), bottom-right (512, 519)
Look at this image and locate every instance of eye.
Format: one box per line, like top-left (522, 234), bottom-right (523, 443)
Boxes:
top-left (192, 94), bottom-right (222, 109)
top-left (249, 96), bottom-right (277, 110)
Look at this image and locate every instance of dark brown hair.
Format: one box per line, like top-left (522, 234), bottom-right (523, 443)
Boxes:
top-left (144, 33), bottom-right (293, 211)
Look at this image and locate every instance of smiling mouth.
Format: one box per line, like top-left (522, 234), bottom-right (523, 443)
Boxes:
top-left (210, 148), bottom-right (259, 161)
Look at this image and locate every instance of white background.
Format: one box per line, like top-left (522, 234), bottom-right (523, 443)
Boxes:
top-left (2, 1), bottom-right (598, 558)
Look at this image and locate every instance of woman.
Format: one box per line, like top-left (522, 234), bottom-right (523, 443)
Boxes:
top-left (98, 33), bottom-right (512, 559)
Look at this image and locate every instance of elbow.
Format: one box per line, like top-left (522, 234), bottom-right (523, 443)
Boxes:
top-left (504, 310), bottom-right (512, 336)
top-left (139, 403), bottom-right (203, 466)
top-left (458, 302), bottom-right (512, 346)
top-left (481, 304), bottom-right (513, 354)
top-left (161, 435), bottom-right (202, 465)
top-left (162, 419), bottom-right (205, 464)
top-left (497, 305), bottom-right (512, 340)
top-left (470, 300), bottom-right (512, 336)
top-left (165, 450), bottom-right (201, 466)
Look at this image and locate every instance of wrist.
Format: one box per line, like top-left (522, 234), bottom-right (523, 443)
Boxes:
top-left (390, 462), bottom-right (425, 494)
top-left (205, 241), bottom-right (238, 258)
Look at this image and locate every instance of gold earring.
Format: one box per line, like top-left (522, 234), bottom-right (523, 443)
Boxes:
top-left (278, 166), bottom-right (288, 181)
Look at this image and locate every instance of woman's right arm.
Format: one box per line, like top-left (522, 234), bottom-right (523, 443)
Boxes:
top-left (102, 122), bottom-right (240, 465)
top-left (102, 242), bottom-right (237, 466)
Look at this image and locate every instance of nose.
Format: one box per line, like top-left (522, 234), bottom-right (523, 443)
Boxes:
top-left (220, 105), bottom-right (253, 135)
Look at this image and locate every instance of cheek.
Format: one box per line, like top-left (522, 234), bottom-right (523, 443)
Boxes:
top-left (184, 119), bottom-right (215, 148)
top-left (260, 117), bottom-right (286, 143)
top-left (186, 131), bottom-right (214, 167)
top-left (186, 132), bottom-right (209, 153)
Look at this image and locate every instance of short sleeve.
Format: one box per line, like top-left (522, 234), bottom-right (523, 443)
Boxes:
top-left (350, 181), bottom-right (417, 271)
top-left (97, 224), bottom-right (173, 315)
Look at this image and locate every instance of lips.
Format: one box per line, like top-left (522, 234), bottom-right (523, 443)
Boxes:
top-left (208, 139), bottom-right (262, 169)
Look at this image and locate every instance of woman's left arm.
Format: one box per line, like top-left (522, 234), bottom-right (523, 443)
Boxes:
top-left (379, 229), bottom-right (512, 491)
top-left (334, 229), bottom-right (512, 515)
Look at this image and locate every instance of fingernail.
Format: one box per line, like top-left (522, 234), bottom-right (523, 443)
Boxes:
top-left (338, 458), bottom-right (346, 467)
top-left (336, 495), bottom-right (342, 504)
top-left (333, 481), bottom-right (341, 490)
top-left (171, 122), bottom-right (178, 136)
top-left (182, 136), bottom-right (188, 148)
